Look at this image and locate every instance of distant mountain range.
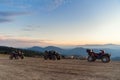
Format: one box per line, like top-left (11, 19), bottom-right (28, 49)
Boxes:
top-left (0, 45), bottom-right (119, 61)
top-left (78, 44), bottom-right (120, 49)
top-left (112, 57), bottom-right (120, 61)
top-left (27, 44), bottom-right (120, 58)
top-left (27, 46), bottom-right (87, 56)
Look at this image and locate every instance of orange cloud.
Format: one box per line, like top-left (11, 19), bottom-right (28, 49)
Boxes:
top-left (0, 35), bottom-right (54, 47)
top-left (0, 34), bottom-right (117, 48)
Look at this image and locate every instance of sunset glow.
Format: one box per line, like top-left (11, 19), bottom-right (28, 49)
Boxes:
top-left (0, 0), bottom-right (120, 48)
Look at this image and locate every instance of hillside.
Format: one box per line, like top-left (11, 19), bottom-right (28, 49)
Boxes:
top-left (27, 46), bottom-right (87, 56)
top-left (0, 46), bottom-right (43, 57)
top-left (0, 54), bottom-right (119, 80)
top-left (27, 46), bottom-right (120, 58)
top-left (0, 46), bottom-right (120, 60)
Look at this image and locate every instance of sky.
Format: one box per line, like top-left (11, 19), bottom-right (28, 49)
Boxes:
top-left (0, 0), bottom-right (120, 48)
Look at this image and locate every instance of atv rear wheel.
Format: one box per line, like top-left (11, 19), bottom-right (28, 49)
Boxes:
top-left (21, 56), bottom-right (24, 59)
top-left (101, 56), bottom-right (110, 63)
top-left (44, 56), bottom-right (48, 60)
top-left (52, 55), bottom-right (56, 60)
top-left (57, 55), bottom-right (61, 60)
top-left (87, 56), bottom-right (96, 62)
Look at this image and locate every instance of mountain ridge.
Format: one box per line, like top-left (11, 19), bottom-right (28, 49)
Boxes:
top-left (78, 44), bottom-right (120, 49)
top-left (27, 45), bottom-right (120, 58)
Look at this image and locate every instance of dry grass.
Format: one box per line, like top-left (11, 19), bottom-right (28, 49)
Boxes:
top-left (0, 54), bottom-right (119, 80)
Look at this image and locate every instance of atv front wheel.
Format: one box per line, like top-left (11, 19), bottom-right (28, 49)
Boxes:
top-left (21, 56), bottom-right (24, 59)
top-left (101, 56), bottom-right (110, 63)
top-left (9, 55), bottom-right (13, 60)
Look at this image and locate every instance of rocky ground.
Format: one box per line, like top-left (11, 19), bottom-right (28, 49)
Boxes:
top-left (0, 54), bottom-right (119, 80)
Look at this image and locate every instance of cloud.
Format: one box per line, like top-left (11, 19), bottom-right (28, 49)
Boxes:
top-left (44, 0), bottom-right (69, 11)
top-left (0, 0), bottom-right (70, 12)
top-left (0, 0), bottom-right (70, 23)
top-left (0, 11), bottom-right (30, 23)
top-left (22, 28), bottom-right (32, 31)
top-left (0, 34), bottom-right (78, 48)
top-left (0, 11), bottom-right (29, 17)
top-left (0, 0), bottom-right (32, 10)
top-left (0, 18), bottom-right (11, 23)
top-left (54, 0), bottom-right (65, 7)
top-left (22, 25), bottom-right (41, 32)
top-left (0, 35), bottom-right (53, 47)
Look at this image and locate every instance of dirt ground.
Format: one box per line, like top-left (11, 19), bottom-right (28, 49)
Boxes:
top-left (0, 55), bottom-right (119, 80)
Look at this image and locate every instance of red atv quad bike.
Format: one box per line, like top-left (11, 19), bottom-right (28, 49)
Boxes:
top-left (86, 49), bottom-right (111, 63)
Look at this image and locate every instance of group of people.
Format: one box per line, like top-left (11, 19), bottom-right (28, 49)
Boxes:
top-left (10, 50), bottom-right (24, 60)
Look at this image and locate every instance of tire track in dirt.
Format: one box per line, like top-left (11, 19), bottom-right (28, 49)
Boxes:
top-left (0, 56), bottom-right (119, 80)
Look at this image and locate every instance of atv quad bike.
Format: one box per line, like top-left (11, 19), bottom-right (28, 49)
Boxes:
top-left (86, 49), bottom-right (111, 63)
top-left (44, 50), bottom-right (61, 60)
top-left (9, 52), bottom-right (24, 60)
top-left (9, 53), bottom-right (18, 60)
